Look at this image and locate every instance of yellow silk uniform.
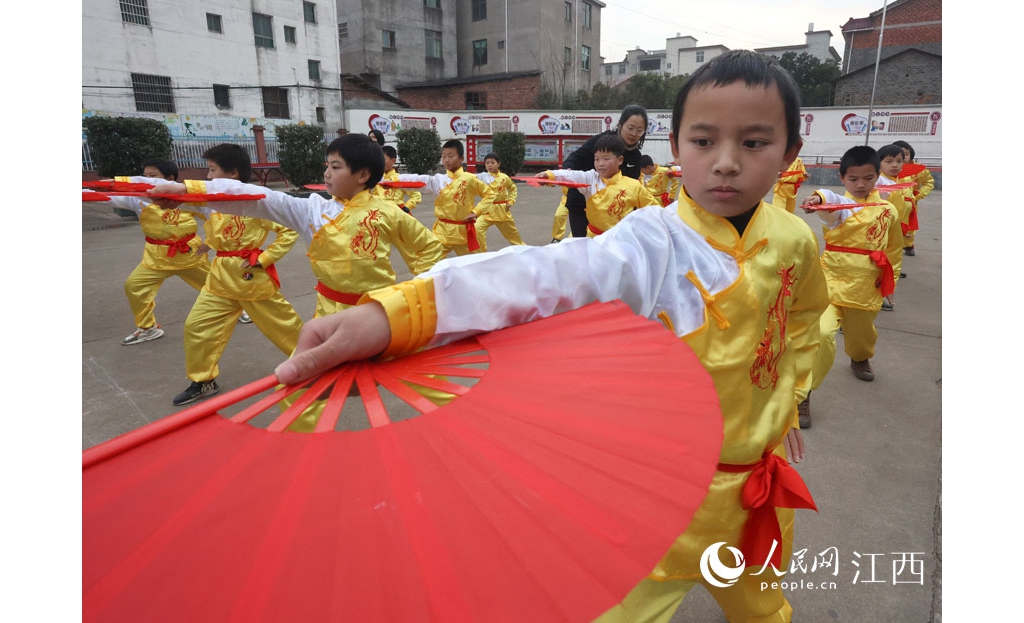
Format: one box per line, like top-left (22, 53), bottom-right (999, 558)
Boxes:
top-left (771, 157), bottom-right (809, 214)
top-left (375, 169), bottom-right (422, 212)
top-left (111, 177), bottom-right (210, 329)
top-left (877, 176), bottom-right (911, 281)
top-left (474, 171), bottom-right (524, 251)
top-left (551, 187), bottom-right (569, 240)
top-left (180, 180), bottom-right (304, 383)
top-left (546, 169), bottom-right (659, 236)
top-left (812, 189), bottom-right (901, 362)
top-left (399, 168), bottom-right (492, 256)
top-left (904, 166), bottom-right (934, 248)
top-left (643, 166), bottom-right (672, 206)
top-left (358, 190), bottom-right (829, 623)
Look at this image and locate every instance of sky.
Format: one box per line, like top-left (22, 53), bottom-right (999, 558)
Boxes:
top-left (598, 0), bottom-right (892, 64)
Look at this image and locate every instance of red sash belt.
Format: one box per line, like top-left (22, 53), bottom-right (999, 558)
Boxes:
top-left (216, 249), bottom-right (280, 290)
top-left (660, 192), bottom-right (671, 207)
top-left (717, 452), bottom-right (817, 570)
top-left (825, 243), bottom-right (895, 297)
top-left (587, 223), bottom-right (605, 236)
top-left (145, 233), bottom-right (195, 257)
top-left (438, 218), bottom-right (480, 251)
top-left (315, 281), bottom-right (362, 305)
top-left (908, 202), bottom-right (919, 231)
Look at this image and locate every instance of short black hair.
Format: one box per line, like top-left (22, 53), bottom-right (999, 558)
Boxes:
top-left (877, 144), bottom-right (904, 162)
top-left (483, 152), bottom-right (500, 163)
top-left (442, 139), bottom-right (464, 158)
top-left (593, 133), bottom-right (626, 157)
top-left (381, 145), bottom-right (397, 160)
top-left (141, 158), bottom-right (178, 181)
top-left (368, 129), bottom-right (386, 146)
top-left (202, 143), bottom-right (252, 182)
top-left (618, 104), bottom-right (648, 149)
top-left (640, 155), bottom-right (654, 168)
top-left (671, 50), bottom-right (802, 151)
top-left (892, 140), bottom-right (916, 161)
top-left (839, 145), bottom-right (880, 176)
top-left (327, 134), bottom-right (385, 189)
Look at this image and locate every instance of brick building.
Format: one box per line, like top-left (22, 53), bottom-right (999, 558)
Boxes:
top-left (396, 71), bottom-right (542, 111)
top-left (835, 0), bottom-right (941, 105)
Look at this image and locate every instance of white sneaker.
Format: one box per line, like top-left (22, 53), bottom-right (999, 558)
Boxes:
top-left (123, 324), bottom-right (164, 345)
top-left (239, 311), bottom-right (253, 324)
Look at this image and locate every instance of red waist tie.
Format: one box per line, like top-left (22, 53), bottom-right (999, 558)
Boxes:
top-left (660, 192), bottom-right (671, 207)
top-left (825, 243), bottom-right (895, 297)
top-left (216, 249), bottom-right (280, 290)
top-left (908, 199), bottom-right (919, 231)
top-left (717, 452), bottom-right (817, 570)
top-left (145, 233), bottom-right (195, 257)
top-left (315, 281), bottom-right (362, 305)
top-left (587, 223), bottom-right (605, 236)
top-left (438, 218), bottom-right (480, 251)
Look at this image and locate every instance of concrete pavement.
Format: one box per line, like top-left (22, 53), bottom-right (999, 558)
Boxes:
top-left (81, 182), bottom-right (941, 622)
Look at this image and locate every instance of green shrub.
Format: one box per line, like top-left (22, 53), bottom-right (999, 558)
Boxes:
top-left (276, 124), bottom-right (326, 188)
top-left (395, 128), bottom-right (442, 175)
top-left (491, 131), bottom-right (526, 176)
top-left (83, 116), bottom-right (173, 178)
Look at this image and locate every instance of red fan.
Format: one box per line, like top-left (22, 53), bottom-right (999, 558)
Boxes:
top-left (899, 162), bottom-right (927, 177)
top-left (82, 191), bottom-right (113, 202)
top-left (82, 192), bottom-right (266, 202)
top-left (778, 170), bottom-right (807, 178)
top-left (82, 181), bottom-right (156, 192)
top-left (303, 184), bottom-right (328, 191)
top-left (800, 201), bottom-right (888, 212)
top-left (667, 169), bottom-right (682, 177)
top-left (83, 300), bottom-right (723, 623)
top-left (512, 175), bottom-right (589, 189)
top-left (380, 180), bottom-right (427, 189)
top-left (875, 181), bottom-right (917, 191)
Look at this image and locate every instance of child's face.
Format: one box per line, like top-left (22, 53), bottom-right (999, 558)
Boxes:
top-left (206, 160), bottom-right (239, 180)
top-left (641, 164), bottom-right (656, 175)
top-left (880, 154), bottom-right (903, 179)
top-left (594, 150), bottom-right (624, 179)
top-left (484, 158), bottom-right (500, 174)
top-left (383, 154), bottom-right (396, 172)
top-left (670, 81), bottom-right (800, 217)
top-left (144, 166), bottom-right (173, 181)
top-left (323, 153), bottom-right (369, 200)
top-left (441, 147), bottom-right (463, 172)
top-left (840, 163), bottom-right (879, 199)
top-left (900, 147), bottom-right (912, 162)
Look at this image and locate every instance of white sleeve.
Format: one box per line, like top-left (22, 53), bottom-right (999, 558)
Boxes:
top-left (548, 169), bottom-right (599, 197)
top-left (95, 175), bottom-right (175, 214)
top-left (421, 206), bottom-right (739, 347)
top-left (398, 173), bottom-right (447, 195)
top-left (814, 189), bottom-right (857, 227)
top-left (203, 179), bottom-right (335, 246)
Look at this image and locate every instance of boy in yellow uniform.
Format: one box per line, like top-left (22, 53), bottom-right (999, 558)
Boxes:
top-left (375, 146), bottom-right (421, 214)
top-left (892, 140), bottom-right (934, 256)
top-left (397, 139), bottom-right (493, 256)
top-left (640, 155), bottom-right (672, 207)
top-left (804, 146), bottom-right (903, 383)
top-left (277, 50), bottom-right (830, 623)
top-left (549, 186), bottom-right (569, 244)
top-left (771, 156), bottom-right (809, 213)
top-left (474, 152), bottom-right (525, 252)
top-left (875, 144), bottom-right (912, 309)
top-left (538, 134), bottom-right (659, 236)
top-left (109, 158), bottom-right (210, 345)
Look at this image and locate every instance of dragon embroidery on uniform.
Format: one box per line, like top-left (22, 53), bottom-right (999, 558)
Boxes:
top-left (864, 207), bottom-right (891, 245)
top-left (606, 189), bottom-right (630, 221)
top-left (161, 208), bottom-right (182, 226)
top-left (349, 209), bottom-right (382, 257)
top-left (749, 264), bottom-right (797, 389)
top-left (220, 214), bottom-right (247, 242)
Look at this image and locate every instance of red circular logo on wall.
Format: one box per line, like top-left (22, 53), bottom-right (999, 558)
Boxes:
top-left (804, 114), bottom-right (814, 122)
top-left (930, 112), bottom-right (941, 121)
top-left (512, 115), bottom-right (520, 123)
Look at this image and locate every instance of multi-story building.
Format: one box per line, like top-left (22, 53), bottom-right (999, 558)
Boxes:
top-left (83, 0), bottom-right (344, 132)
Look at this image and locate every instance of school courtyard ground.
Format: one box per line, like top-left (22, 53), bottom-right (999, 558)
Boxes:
top-left (81, 183), bottom-right (942, 622)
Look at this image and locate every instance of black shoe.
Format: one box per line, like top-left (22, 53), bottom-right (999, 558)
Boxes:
top-left (903, 246), bottom-right (915, 256)
top-left (900, 272), bottom-right (907, 278)
top-left (550, 238), bottom-right (561, 244)
top-left (173, 380), bottom-right (220, 406)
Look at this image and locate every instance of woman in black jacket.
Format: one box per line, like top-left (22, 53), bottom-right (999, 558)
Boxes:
top-left (560, 104), bottom-right (649, 237)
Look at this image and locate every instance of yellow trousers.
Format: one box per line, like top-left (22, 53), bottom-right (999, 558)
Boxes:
top-left (904, 229), bottom-right (916, 247)
top-left (770, 194), bottom-right (797, 214)
top-left (476, 217), bottom-right (525, 252)
top-left (809, 305), bottom-right (841, 393)
top-left (124, 263), bottom-right (209, 329)
top-left (596, 450), bottom-right (795, 623)
top-left (835, 305), bottom-right (878, 362)
top-left (551, 204), bottom-right (569, 240)
top-left (442, 241), bottom-right (483, 257)
top-left (184, 288), bottom-right (303, 382)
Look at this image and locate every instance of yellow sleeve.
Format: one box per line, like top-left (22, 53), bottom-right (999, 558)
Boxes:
top-left (360, 279), bottom-right (438, 357)
top-left (392, 211), bottom-right (446, 275)
top-left (883, 203), bottom-right (903, 276)
top-left (788, 235), bottom-right (830, 408)
top-left (257, 221), bottom-right (298, 267)
top-left (636, 183), bottom-right (660, 208)
top-left (915, 169), bottom-right (935, 199)
top-left (505, 175), bottom-right (517, 206)
top-left (404, 189), bottom-right (422, 210)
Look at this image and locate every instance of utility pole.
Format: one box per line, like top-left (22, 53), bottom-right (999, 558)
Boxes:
top-left (865, 0), bottom-right (888, 144)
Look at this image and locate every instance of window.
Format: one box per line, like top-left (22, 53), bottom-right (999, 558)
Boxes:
top-left (604, 65), bottom-right (612, 76)
top-left (206, 13), bottom-right (223, 33)
top-left (640, 58), bottom-right (660, 71)
top-left (339, 22), bottom-right (348, 39)
top-left (213, 84), bottom-right (230, 108)
top-left (262, 87), bottom-right (290, 118)
top-left (382, 30), bottom-right (396, 49)
top-left (308, 59), bottom-right (321, 81)
top-left (131, 73), bottom-right (174, 113)
top-left (425, 30), bottom-right (442, 58)
top-left (253, 13), bottom-right (274, 48)
top-left (425, 0), bottom-right (440, 7)
top-left (303, 2), bottom-right (317, 23)
top-left (583, 3), bottom-right (592, 29)
top-left (119, 0), bottom-right (149, 26)
top-left (284, 26), bottom-right (297, 44)
top-left (465, 92), bottom-right (487, 110)
top-left (695, 50), bottom-right (705, 63)
top-left (843, 93), bottom-right (853, 106)
top-left (316, 107), bottom-right (326, 123)
top-left (472, 0), bottom-right (487, 21)
top-left (563, 47), bottom-right (571, 65)
top-left (473, 39), bottom-right (488, 65)
top-left (618, 64), bottom-right (626, 74)
top-left (497, 40), bottom-right (504, 49)
top-left (564, 1), bottom-right (572, 22)
top-left (581, 45), bottom-right (591, 71)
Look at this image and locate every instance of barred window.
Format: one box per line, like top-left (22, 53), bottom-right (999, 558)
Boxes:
top-left (131, 73), bottom-right (174, 113)
top-left (253, 13), bottom-right (274, 48)
top-left (119, 0), bottom-right (150, 26)
top-left (213, 84), bottom-right (230, 108)
top-left (262, 87), bottom-right (290, 118)
top-left (339, 22), bottom-right (348, 39)
top-left (465, 92), bottom-right (487, 110)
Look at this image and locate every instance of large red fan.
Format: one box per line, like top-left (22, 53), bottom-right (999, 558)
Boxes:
top-left (82, 191), bottom-right (267, 202)
top-left (304, 180), bottom-right (426, 192)
top-left (83, 300), bottom-right (723, 623)
top-left (511, 176), bottom-right (589, 188)
top-left (799, 201), bottom-right (888, 212)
